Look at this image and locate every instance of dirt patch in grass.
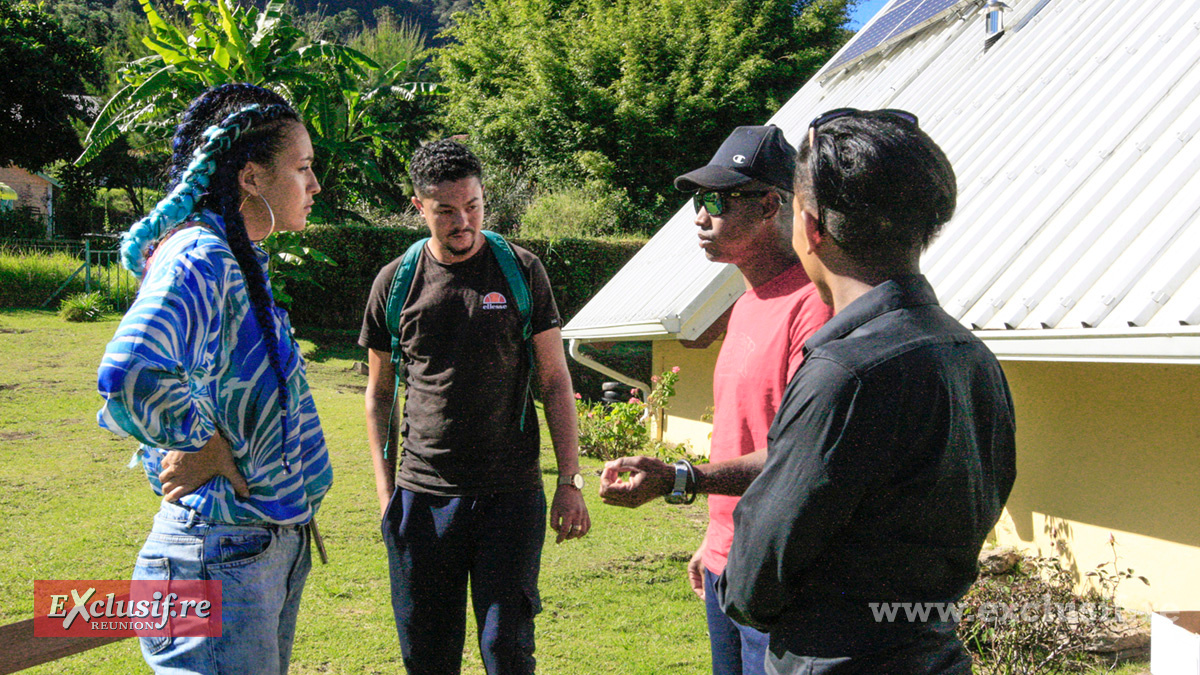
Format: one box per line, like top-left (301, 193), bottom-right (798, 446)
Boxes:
top-left (0, 328), bottom-right (30, 334)
top-left (0, 431), bottom-right (34, 442)
top-left (568, 551), bottom-right (696, 586)
top-left (0, 383), bottom-right (17, 391)
top-left (608, 551), bottom-right (693, 568)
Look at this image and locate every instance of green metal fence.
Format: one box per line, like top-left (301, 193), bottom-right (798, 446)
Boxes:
top-left (80, 235), bottom-right (137, 311)
top-left (0, 235), bottom-right (138, 311)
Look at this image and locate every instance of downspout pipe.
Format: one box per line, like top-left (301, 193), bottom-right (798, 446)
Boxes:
top-left (568, 338), bottom-right (652, 403)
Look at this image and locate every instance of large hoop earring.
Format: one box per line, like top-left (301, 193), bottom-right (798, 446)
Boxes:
top-left (239, 193), bottom-right (276, 242)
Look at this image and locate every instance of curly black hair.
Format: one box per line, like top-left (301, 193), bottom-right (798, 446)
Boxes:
top-left (409, 139), bottom-right (483, 197)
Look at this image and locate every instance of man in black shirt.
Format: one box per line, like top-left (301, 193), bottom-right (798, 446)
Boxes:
top-left (717, 109), bottom-right (1017, 674)
top-left (360, 140), bottom-right (589, 675)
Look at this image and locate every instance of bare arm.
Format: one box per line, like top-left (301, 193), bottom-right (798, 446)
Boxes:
top-left (533, 327), bottom-right (590, 543)
top-left (696, 448), bottom-right (768, 495)
top-left (598, 448), bottom-right (768, 507)
top-left (365, 348), bottom-right (399, 517)
top-left (159, 430), bottom-right (249, 502)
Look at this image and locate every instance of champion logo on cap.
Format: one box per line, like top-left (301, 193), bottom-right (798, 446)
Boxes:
top-left (672, 125), bottom-right (795, 193)
top-left (482, 291), bottom-right (508, 310)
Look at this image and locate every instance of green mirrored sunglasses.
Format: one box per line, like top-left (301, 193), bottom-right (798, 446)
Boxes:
top-left (692, 190), bottom-right (769, 217)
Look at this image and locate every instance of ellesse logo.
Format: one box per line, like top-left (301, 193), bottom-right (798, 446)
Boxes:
top-left (482, 291), bottom-right (508, 310)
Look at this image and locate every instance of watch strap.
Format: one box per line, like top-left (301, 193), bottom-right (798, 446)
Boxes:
top-left (665, 459), bottom-right (696, 504)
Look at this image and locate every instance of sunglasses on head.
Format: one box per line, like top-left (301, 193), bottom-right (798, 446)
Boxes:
top-left (806, 108), bottom-right (919, 233)
top-left (807, 108), bottom-right (919, 148)
top-left (692, 190), bottom-right (769, 217)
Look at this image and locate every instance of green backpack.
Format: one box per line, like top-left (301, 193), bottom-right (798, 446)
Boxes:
top-left (381, 230), bottom-right (534, 459)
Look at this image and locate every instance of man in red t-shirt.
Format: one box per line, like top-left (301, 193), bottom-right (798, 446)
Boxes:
top-left (599, 125), bottom-right (832, 675)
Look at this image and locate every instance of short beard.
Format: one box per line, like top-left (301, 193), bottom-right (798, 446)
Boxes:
top-left (444, 230), bottom-right (477, 255)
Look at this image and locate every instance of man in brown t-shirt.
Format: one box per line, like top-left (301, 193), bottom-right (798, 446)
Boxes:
top-left (360, 140), bottom-right (590, 675)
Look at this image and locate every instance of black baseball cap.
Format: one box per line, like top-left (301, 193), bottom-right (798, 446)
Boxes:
top-left (674, 125), bottom-right (796, 193)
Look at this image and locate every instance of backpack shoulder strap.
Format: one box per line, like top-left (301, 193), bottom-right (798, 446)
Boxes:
top-left (482, 230), bottom-right (532, 338)
top-left (380, 237), bottom-right (427, 461)
top-left (482, 230), bottom-right (537, 431)
top-left (386, 238), bottom-right (430, 367)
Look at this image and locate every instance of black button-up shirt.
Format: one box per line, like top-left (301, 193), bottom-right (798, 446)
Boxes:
top-left (717, 275), bottom-right (1016, 658)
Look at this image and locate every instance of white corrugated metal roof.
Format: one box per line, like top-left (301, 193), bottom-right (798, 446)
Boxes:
top-left (564, 0), bottom-right (1200, 362)
top-left (560, 205), bottom-right (746, 341)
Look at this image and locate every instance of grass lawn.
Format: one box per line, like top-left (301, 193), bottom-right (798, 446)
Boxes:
top-left (0, 309), bottom-right (1151, 675)
top-left (0, 309), bottom-right (710, 673)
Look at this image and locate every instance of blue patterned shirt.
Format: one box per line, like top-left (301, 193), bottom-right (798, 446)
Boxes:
top-left (98, 211), bottom-right (333, 525)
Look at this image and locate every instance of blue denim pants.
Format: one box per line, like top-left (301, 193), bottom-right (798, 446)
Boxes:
top-left (132, 500), bottom-right (312, 674)
top-left (706, 569), bottom-right (769, 675)
top-left (382, 488), bottom-right (546, 675)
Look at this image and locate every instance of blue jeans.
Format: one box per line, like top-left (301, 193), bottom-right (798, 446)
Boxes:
top-left (706, 568), bottom-right (769, 675)
top-left (132, 500), bottom-right (312, 674)
top-left (382, 488), bottom-right (546, 675)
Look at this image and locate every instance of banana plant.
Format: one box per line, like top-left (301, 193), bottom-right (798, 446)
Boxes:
top-left (77, 0), bottom-right (441, 219)
top-left (77, 0), bottom-right (308, 165)
top-left (292, 52), bottom-right (442, 222)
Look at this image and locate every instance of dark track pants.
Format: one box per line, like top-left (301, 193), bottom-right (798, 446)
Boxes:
top-left (765, 625), bottom-right (972, 675)
top-left (383, 487), bottom-right (546, 675)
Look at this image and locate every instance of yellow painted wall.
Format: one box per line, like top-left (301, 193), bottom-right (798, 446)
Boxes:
top-left (996, 360), bottom-right (1200, 612)
top-left (653, 340), bottom-right (719, 457)
top-left (652, 344), bottom-right (1200, 611)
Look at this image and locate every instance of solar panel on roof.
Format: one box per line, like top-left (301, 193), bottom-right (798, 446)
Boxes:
top-left (826, 0), bottom-right (971, 73)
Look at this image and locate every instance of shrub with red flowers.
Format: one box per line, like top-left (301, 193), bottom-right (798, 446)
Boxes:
top-left (575, 366), bottom-right (681, 461)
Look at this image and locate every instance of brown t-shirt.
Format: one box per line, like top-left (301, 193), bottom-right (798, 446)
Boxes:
top-left (359, 240), bottom-right (561, 495)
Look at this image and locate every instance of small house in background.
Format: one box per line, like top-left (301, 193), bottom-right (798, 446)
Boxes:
top-left (0, 181), bottom-right (16, 211)
top-left (0, 165), bottom-right (60, 238)
top-left (565, 0), bottom-right (1200, 612)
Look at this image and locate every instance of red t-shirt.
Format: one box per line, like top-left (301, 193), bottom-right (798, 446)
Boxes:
top-left (703, 263), bottom-right (832, 575)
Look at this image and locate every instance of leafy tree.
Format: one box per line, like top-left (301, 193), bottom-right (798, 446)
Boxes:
top-left (435, 0), bottom-right (851, 232)
top-left (342, 8), bottom-right (440, 207)
top-left (53, 160), bottom-right (102, 241)
top-left (51, 136), bottom-right (162, 240)
top-left (351, 7), bottom-right (427, 78)
top-left (0, 0), bottom-right (104, 172)
top-left (78, 0), bottom-right (440, 221)
top-left (48, 0), bottom-right (121, 48)
top-left (429, 0), bottom-right (473, 30)
top-left (305, 7), bottom-right (364, 43)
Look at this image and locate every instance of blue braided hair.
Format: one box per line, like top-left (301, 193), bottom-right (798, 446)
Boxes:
top-left (129, 83), bottom-right (304, 472)
top-left (122, 90), bottom-right (295, 277)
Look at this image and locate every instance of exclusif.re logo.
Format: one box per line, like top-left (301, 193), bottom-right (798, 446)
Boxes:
top-left (482, 291), bottom-right (508, 310)
top-left (34, 580), bottom-right (222, 638)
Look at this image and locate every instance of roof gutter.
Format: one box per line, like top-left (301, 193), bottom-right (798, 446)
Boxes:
top-left (561, 318), bottom-right (680, 342)
top-left (976, 326), bottom-right (1200, 364)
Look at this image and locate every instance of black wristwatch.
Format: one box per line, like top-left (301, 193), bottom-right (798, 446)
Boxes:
top-left (664, 459), bottom-right (696, 505)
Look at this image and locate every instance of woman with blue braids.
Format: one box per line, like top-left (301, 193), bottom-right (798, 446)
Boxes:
top-left (96, 83), bottom-right (333, 673)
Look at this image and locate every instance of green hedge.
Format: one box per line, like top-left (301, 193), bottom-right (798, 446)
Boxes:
top-left (285, 224), bottom-right (646, 330)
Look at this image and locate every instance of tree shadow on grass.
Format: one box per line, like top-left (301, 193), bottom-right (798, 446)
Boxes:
top-left (293, 326), bottom-right (364, 364)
